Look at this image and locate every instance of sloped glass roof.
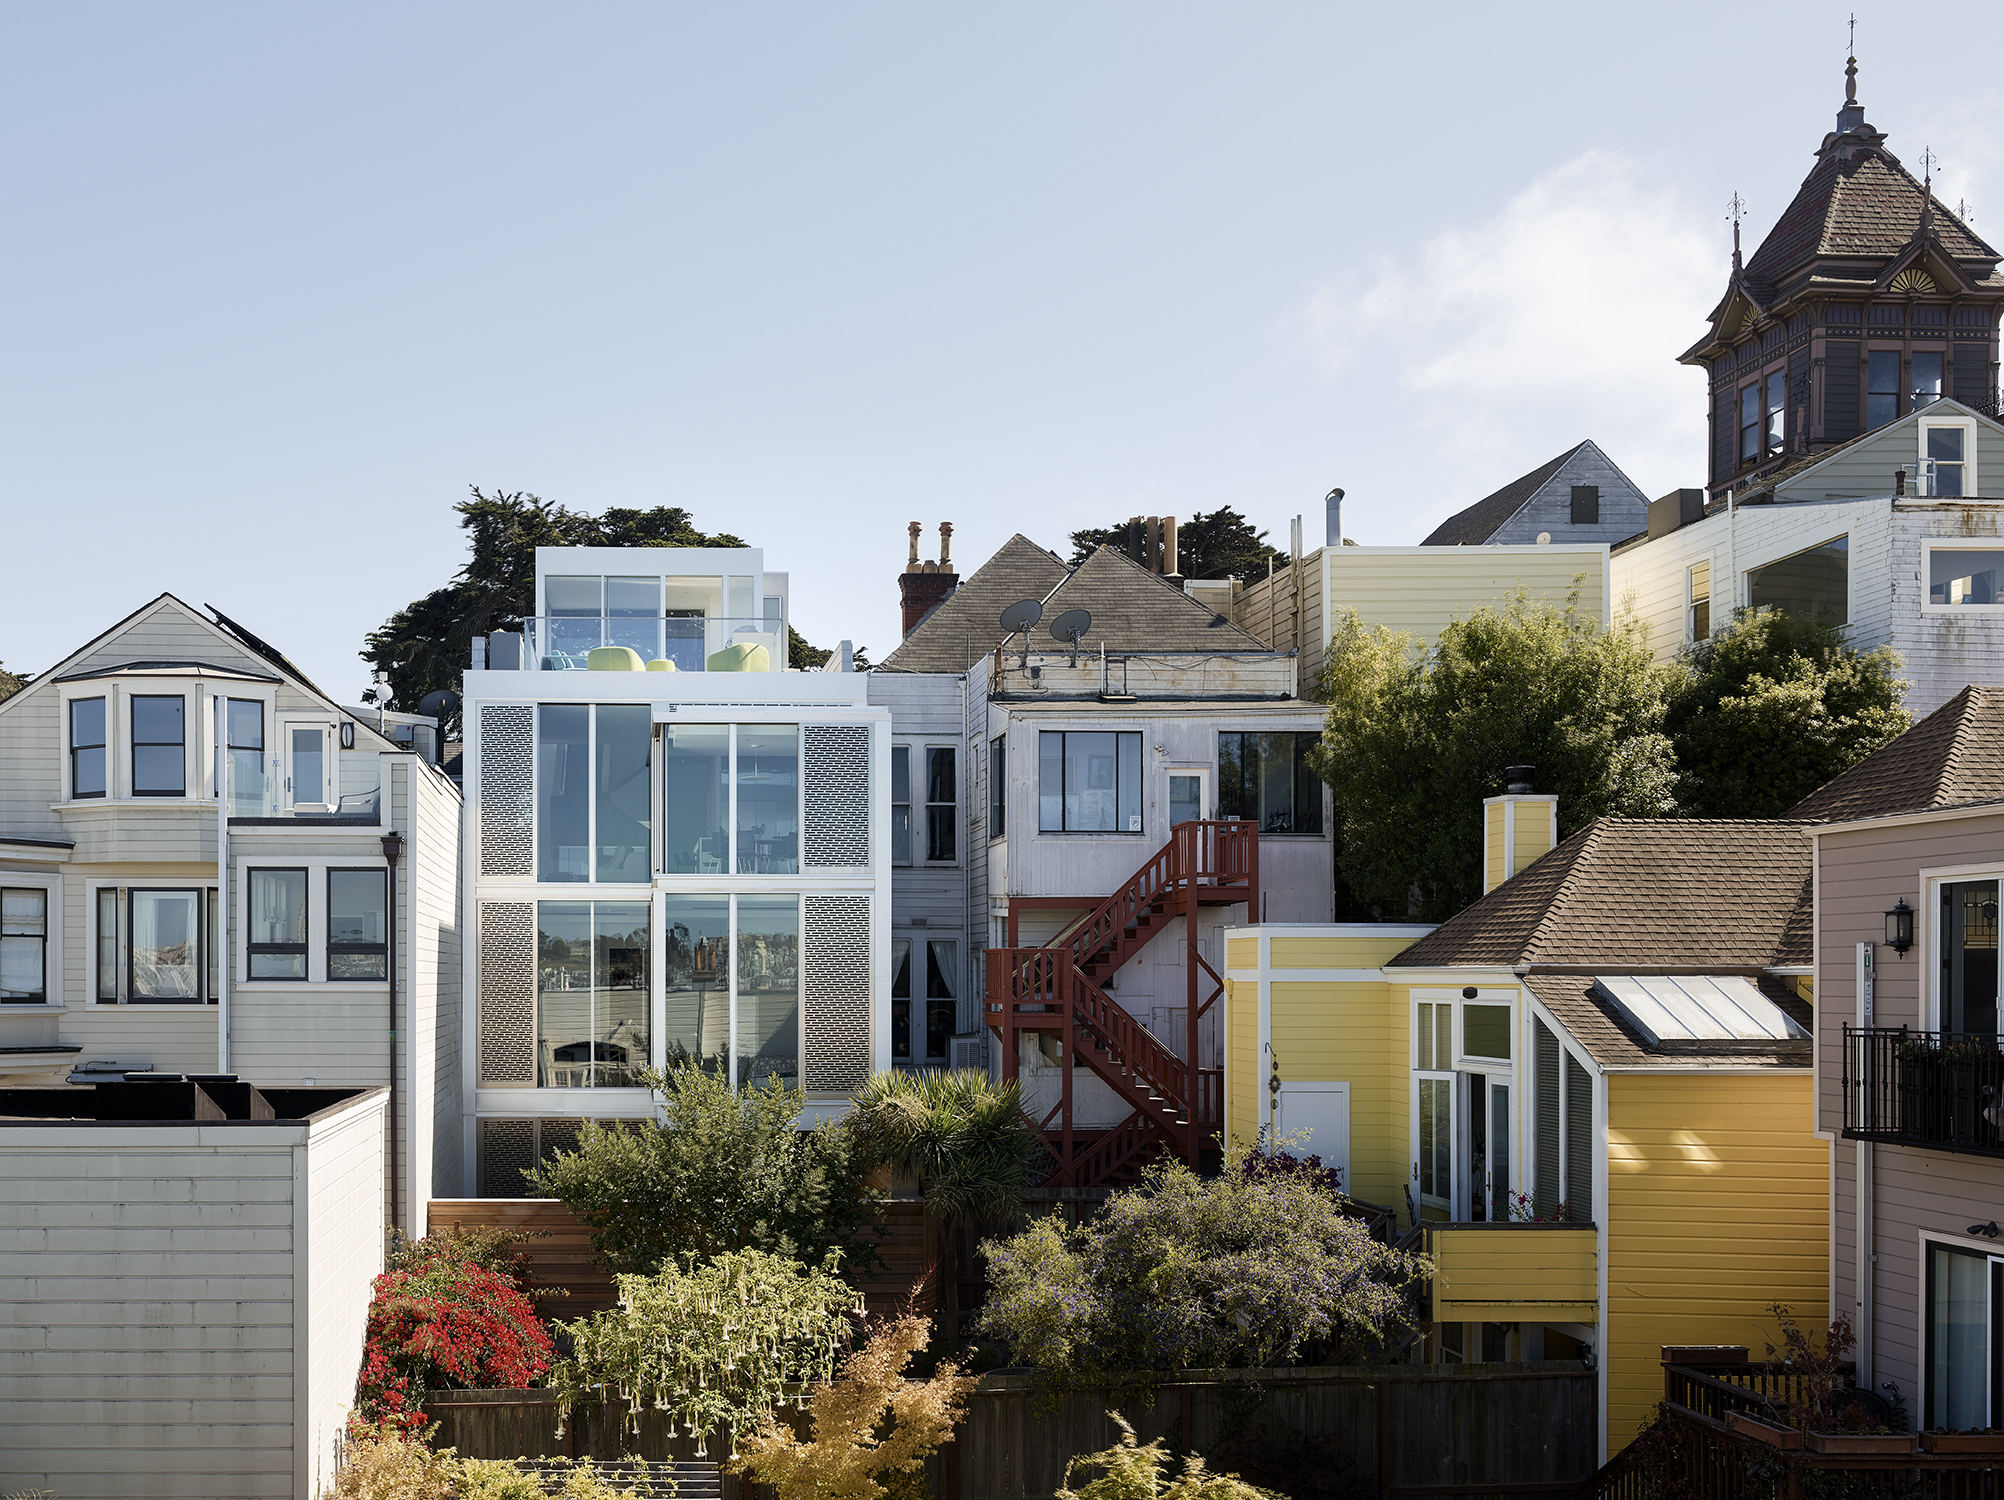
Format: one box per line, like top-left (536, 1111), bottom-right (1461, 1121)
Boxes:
top-left (1592, 974), bottom-right (1809, 1049)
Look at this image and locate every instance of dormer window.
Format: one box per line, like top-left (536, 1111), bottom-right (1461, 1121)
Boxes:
top-left (132, 696), bottom-right (185, 797)
top-left (70, 698), bottom-right (106, 799)
top-left (1920, 419), bottom-right (1974, 497)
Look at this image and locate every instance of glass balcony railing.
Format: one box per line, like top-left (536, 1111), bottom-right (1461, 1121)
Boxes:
top-left (226, 752), bottom-right (381, 822)
top-left (512, 617), bottom-right (784, 673)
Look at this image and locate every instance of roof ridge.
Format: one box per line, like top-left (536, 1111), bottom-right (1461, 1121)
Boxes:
top-left (1935, 684), bottom-right (1981, 804)
top-left (1518, 819), bottom-right (1606, 962)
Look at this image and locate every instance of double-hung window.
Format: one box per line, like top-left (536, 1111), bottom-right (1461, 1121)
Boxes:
top-left (1688, 560), bottom-right (1712, 641)
top-left (1038, 731), bottom-right (1143, 833)
top-left (925, 748), bottom-right (956, 861)
top-left (1, 889), bottom-right (47, 1002)
top-left (70, 698), bottom-right (106, 799)
top-left (1218, 732), bottom-right (1323, 834)
top-left (132, 695), bottom-right (185, 797)
top-left (1868, 350), bottom-right (1902, 429)
top-left (328, 869), bottom-right (389, 980)
top-left (1922, 420), bottom-right (1973, 497)
top-left (1739, 383), bottom-right (1761, 462)
top-left (247, 869), bottom-right (308, 980)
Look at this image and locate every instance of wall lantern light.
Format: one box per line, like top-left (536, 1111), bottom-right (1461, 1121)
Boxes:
top-left (1884, 899), bottom-right (1915, 955)
top-left (339, 721), bottom-right (356, 750)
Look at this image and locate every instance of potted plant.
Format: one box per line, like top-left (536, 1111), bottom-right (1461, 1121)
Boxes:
top-left (1725, 1411), bottom-right (1801, 1450)
top-left (1920, 1429), bottom-right (2004, 1453)
top-left (1758, 1305), bottom-right (1915, 1455)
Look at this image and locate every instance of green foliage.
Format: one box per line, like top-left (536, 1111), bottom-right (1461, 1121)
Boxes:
top-left (1069, 508), bottom-right (1288, 585)
top-left (848, 1070), bottom-right (1040, 1230)
top-left (1665, 607), bottom-right (1910, 817)
top-left (1312, 592), bottom-right (1678, 921)
top-left (977, 1145), bottom-right (1431, 1379)
top-left (526, 1061), bottom-right (883, 1276)
top-left (361, 487), bottom-right (776, 734)
top-left (0, 661), bottom-right (25, 704)
top-left (1057, 1413), bottom-right (1279, 1500)
top-left (386, 1223), bottom-right (545, 1296)
top-left (555, 1248), bottom-right (861, 1453)
top-left (329, 1423), bottom-right (657, 1499)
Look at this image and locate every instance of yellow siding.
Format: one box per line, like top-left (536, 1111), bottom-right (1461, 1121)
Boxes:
top-left (1266, 980), bottom-right (1405, 1208)
top-left (1324, 546), bottom-right (1608, 651)
top-left (1226, 937), bottom-right (1258, 971)
top-left (1605, 1073), bottom-right (1828, 1452)
top-left (1226, 978), bottom-right (1259, 1149)
top-left (1484, 801), bottom-right (1506, 894)
top-left (1511, 800), bottom-right (1554, 876)
top-left (1431, 1226), bottom-right (1598, 1322)
top-left (1270, 932), bottom-right (1423, 969)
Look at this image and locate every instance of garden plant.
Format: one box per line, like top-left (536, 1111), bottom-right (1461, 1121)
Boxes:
top-left (330, 1422), bottom-right (656, 1499)
top-left (1055, 1413), bottom-right (1279, 1500)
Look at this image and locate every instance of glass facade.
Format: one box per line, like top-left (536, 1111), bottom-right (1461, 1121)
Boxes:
top-left (537, 900), bottom-right (650, 1087)
top-left (595, 705), bottom-right (651, 881)
top-left (538, 705), bottom-right (591, 881)
top-left (736, 726), bottom-right (799, 874)
top-left (662, 895), bottom-right (730, 1074)
top-left (662, 723), bottom-right (729, 875)
top-left (736, 895), bottom-right (799, 1091)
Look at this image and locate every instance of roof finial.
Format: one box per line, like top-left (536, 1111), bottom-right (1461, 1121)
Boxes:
top-left (1729, 191), bottom-right (1747, 271)
top-left (1846, 14), bottom-right (1858, 101)
top-left (1920, 147), bottom-right (1938, 237)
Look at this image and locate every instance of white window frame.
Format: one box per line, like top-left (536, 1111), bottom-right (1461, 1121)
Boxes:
top-left (1918, 415), bottom-right (1979, 498)
top-left (278, 716), bottom-right (338, 813)
top-left (1920, 540), bottom-right (2004, 614)
top-left (1686, 557), bottom-right (1713, 644)
top-left (1164, 766), bottom-right (1210, 829)
top-left (85, 877), bottom-right (219, 1006)
top-left (0, 872), bottom-right (62, 1008)
top-left (235, 855), bottom-right (392, 989)
top-left (1919, 861), bottom-right (2004, 1031)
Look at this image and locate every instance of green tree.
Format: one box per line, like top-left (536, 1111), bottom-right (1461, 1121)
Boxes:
top-left (0, 661), bottom-right (25, 704)
top-left (1665, 607), bottom-right (1910, 817)
top-left (1069, 507), bottom-right (1289, 584)
top-left (1311, 592), bottom-right (1678, 921)
top-left (361, 487), bottom-right (847, 732)
top-left (848, 1070), bottom-right (1041, 1347)
top-left (525, 1060), bottom-right (882, 1276)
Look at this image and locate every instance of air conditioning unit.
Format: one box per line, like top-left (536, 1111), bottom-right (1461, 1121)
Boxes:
top-left (949, 1032), bottom-right (989, 1072)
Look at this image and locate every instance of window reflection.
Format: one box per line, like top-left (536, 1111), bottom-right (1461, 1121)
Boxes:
top-left (736, 895), bottom-right (799, 1092)
top-left (663, 895), bottom-right (729, 1076)
top-left (662, 724), bottom-right (728, 875)
top-left (537, 900), bottom-right (649, 1087)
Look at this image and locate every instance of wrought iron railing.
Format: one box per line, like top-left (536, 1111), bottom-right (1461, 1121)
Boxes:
top-left (1843, 1025), bottom-right (2004, 1159)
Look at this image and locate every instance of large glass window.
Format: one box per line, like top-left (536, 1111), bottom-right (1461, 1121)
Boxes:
top-left (891, 746), bottom-right (911, 865)
top-left (736, 895), bottom-right (799, 1091)
top-left (1930, 548), bottom-right (2004, 606)
top-left (1913, 350), bottom-right (1945, 408)
top-left (925, 939), bottom-right (958, 1061)
top-left (737, 726), bottom-right (799, 874)
top-left (595, 705), bottom-right (652, 881)
top-left (606, 576), bottom-right (662, 661)
top-left (227, 699), bottom-right (265, 816)
top-left (536, 900), bottom-right (649, 1088)
top-left (1925, 425), bottom-right (1967, 497)
top-left (70, 698), bottom-right (105, 799)
top-left (1038, 731), bottom-right (1143, 833)
top-left (1, 889), bottom-right (47, 1002)
top-left (547, 575), bottom-right (605, 662)
top-left (926, 748), bottom-right (956, 862)
top-left (1747, 536), bottom-right (1848, 627)
top-left (132, 695), bottom-right (185, 797)
top-left (130, 889), bottom-right (204, 1002)
top-left (1739, 383), bottom-right (1760, 461)
top-left (1942, 879), bottom-right (2000, 1037)
top-left (663, 895), bottom-right (729, 1074)
top-left (1218, 732), bottom-right (1324, 834)
top-left (247, 868), bottom-right (308, 980)
top-left (1926, 1243), bottom-right (1997, 1431)
top-left (988, 738), bottom-right (1005, 840)
top-left (538, 705), bottom-right (590, 882)
top-left (328, 869), bottom-right (388, 980)
top-left (662, 723), bottom-right (728, 875)
top-left (1868, 350), bottom-right (1902, 429)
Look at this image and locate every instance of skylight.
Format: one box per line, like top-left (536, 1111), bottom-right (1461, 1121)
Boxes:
top-left (1592, 974), bottom-right (1809, 1049)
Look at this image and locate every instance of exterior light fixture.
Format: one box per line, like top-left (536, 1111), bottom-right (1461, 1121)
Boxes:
top-left (340, 721), bottom-right (356, 749)
top-left (1884, 899), bottom-right (1915, 955)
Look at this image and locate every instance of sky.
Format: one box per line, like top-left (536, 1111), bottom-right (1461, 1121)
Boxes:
top-left (5, 3), bottom-right (2000, 700)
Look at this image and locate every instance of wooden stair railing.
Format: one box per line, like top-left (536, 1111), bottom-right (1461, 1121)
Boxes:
top-left (1042, 821), bottom-right (1258, 985)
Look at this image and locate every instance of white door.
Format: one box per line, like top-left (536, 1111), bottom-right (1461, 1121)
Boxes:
top-left (1166, 770), bottom-right (1209, 829)
top-left (1276, 1081), bottom-right (1350, 1186)
top-left (283, 722), bottom-right (334, 811)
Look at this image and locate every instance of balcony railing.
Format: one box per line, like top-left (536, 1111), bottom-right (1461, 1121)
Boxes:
top-left (503, 617), bottom-right (783, 672)
top-left (1416, 1221), bottom-right (1599, 1323)
top-left (227, 755), bottom-right (380, 823)
top-left (1843, 1025), bottom-right (2004, 1158)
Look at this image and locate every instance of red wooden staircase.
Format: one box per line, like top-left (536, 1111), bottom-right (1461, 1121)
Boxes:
top-left (985, 821), bottom-right (1258, 1192)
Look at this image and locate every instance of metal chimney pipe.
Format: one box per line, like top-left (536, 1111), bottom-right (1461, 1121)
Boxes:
top-left (1325, 488), bottom-right (1345, 548)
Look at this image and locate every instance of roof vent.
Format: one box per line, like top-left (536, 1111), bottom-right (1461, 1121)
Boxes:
top-left (1504, 764), bottom-right (1535, 794)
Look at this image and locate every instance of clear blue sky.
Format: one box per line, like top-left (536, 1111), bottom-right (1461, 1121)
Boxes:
top-left (4, 3), bottom-right (1994, 698)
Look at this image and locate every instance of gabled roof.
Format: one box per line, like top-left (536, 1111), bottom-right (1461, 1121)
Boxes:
top-left (1387, 818), bottom-right (1814, 970)
top-left (1419, 443), bottom-right (1588, 547)
top-left (1035, 546), bottom-right (1268, 655)
top-left (1733, 397), bottom-right (2004, 499)
top-left (876, 534), bottom-right (1070, 674)
top-left (1787, 686), bottom-right (2004, 823)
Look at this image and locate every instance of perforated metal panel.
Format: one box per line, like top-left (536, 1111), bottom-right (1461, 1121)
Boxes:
top-left (803, 894), bottom-right (871, 1092)
top-left (538, 1117), bottom-right (583, 1164)
top-left (802, 725), bottom-right (870, 867)
top-left (479, 704), bottom-right (535, 877)
top-left (479, 1118), bottom-right (535, 1198)
top-left (479, 901), bottom-right (537, 1085)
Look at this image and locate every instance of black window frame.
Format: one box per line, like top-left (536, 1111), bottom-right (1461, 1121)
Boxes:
top-left (890, 937), bottom-right (912, 1059)
top-left (131, 693), bottom-right (186, 798)
top-left (925, 747), bottom-right (956, 862)
top-left (327, 867), bottom-right (389, 982)
top-left (126, 886), bottom-right (213, 1005)
top-left (69, 697), bottom-right (106, 800)
top-left (988, 736), bottom-right (1006, 840)
top-left (246, 867), bottom-right (309, 982)
top-left (891, 746), bottom-right (911, 867)
top-left (1568, 486), bottom-right (1599, 525)
top-left (1217, 731), bottom-right (1325, 835)
top-left (0, 886), bottom-right (48, 1004)
top-left (924, 937), bottom-right (957, 1063)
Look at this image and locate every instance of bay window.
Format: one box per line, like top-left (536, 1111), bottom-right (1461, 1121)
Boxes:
top-left (1218, 732), bottom-right (1323, 834)
top-left (130, 889), bottom-right (205, 1001)
top-left (247, 869), bottom-right (307, 980)
top-left (328, 868), bottom-right (389, 980)
top-left (131, 695), bottom-right (185, 797)
top-left (96, 889), bottom-right (117, 1000)
top-left (1038, 731), bottom-right (1143, 833)
top-left (537, 900), bottom-right (649, 1088)
top-left (1, 888), bottom-right (47, 1002)
top-left (70, 698), bottom-right (105, 799)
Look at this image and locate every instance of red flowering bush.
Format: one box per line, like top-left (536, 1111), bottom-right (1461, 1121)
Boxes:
top-left (352, 1246), bottom-right (557, 1433)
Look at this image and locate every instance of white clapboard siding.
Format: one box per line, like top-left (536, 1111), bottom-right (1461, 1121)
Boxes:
top-left (409, 753), bottom-right (466, 1197)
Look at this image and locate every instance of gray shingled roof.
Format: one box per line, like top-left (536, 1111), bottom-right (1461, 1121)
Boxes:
top-left (1787, 685), bottom-right (2004, 823)
top-left (876, 534), bottom-right (1070, 674)
top-left (1387, 818), bottom-right (1814, 970)
top-left (1419, 444), bottom-right (1587, 547)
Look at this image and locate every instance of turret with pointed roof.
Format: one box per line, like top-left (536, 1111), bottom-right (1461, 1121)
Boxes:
top-left (1680, 57), bottom-right (2004, 499)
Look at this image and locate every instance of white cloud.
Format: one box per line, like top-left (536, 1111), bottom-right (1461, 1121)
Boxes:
top-left (1302, 150), bottom-right (1723, 533)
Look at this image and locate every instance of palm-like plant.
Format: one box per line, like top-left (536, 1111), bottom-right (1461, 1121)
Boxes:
top-left (848, 1069), bottom-right (1041, 1347)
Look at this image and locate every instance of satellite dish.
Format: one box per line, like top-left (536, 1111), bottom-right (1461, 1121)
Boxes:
top-left (1050, 608), bottom-right (1092, 645)
top-left (417, 689), bottom-right (461, 718)
top-left (999, 599), bottom-right (1044, 635)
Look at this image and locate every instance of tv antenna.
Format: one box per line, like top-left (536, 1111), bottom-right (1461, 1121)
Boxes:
top-left (999, 599), bottom-right (1043, 669)
top-left (1050, 608), bottom-right (1092, 668)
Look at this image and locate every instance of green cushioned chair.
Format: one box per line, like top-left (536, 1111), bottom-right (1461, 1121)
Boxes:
top-left (646, 657), bottom-right (678, 672)
top-left (586, 646), bottom-right (646, 672)
top-left (705, 641), bottom-right (771, 673)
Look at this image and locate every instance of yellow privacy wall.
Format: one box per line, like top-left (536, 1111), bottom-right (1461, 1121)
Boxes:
top-left (1263, 980), bottom-right (1405, 1209)
top-left (1604, 1072), bottom-right (1828, 1450)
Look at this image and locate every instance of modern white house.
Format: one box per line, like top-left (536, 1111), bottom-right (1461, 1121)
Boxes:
top-left (1610, 398), bottom-right (2004, 715)
top-left (461, 546), bottom-right (891, 1196)
top-left (0, 593), bottom-right (463, 1227)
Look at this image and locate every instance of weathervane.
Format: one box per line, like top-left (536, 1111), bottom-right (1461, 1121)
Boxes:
top-left (1845, 15), bottom-right (1858, 104)
top-left (1728, 191), bottom-right (1747, 268)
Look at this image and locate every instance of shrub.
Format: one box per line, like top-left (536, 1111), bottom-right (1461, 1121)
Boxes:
top-left (352, 1247), bottom-right (557, 1432)
top-left (330, 1422), bottom-right (652, 1499)
top-left (527, 1062), bottom-right (882, 1276)
top-left (1057, 1413), bottom-right (1279, 1500)
top-left (554, 1248), bottom-right (861, 1455)
top-left (388, 1224), bottom-right (546, 1300)
top-left (979, 1146), bottom-right (1430, 1378)
top-left (730, 1314), bottom-right (977, 1500)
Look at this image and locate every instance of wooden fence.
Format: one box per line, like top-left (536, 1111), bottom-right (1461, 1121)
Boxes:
top-left (425, 1196), bottom-right (937, 1319)
top-left (426, 1361), bottom-right (1594, 1500)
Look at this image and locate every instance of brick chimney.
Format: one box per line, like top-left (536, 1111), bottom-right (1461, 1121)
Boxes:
top-left (899, 522), bottom-right (959, 637)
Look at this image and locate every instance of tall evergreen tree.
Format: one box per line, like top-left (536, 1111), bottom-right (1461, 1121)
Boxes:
top-left (1068, 506), bottom-right (1290, 584)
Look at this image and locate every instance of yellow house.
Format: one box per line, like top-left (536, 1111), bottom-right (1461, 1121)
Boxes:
top-left (1225, 788), bottom-right (1829, 1460)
